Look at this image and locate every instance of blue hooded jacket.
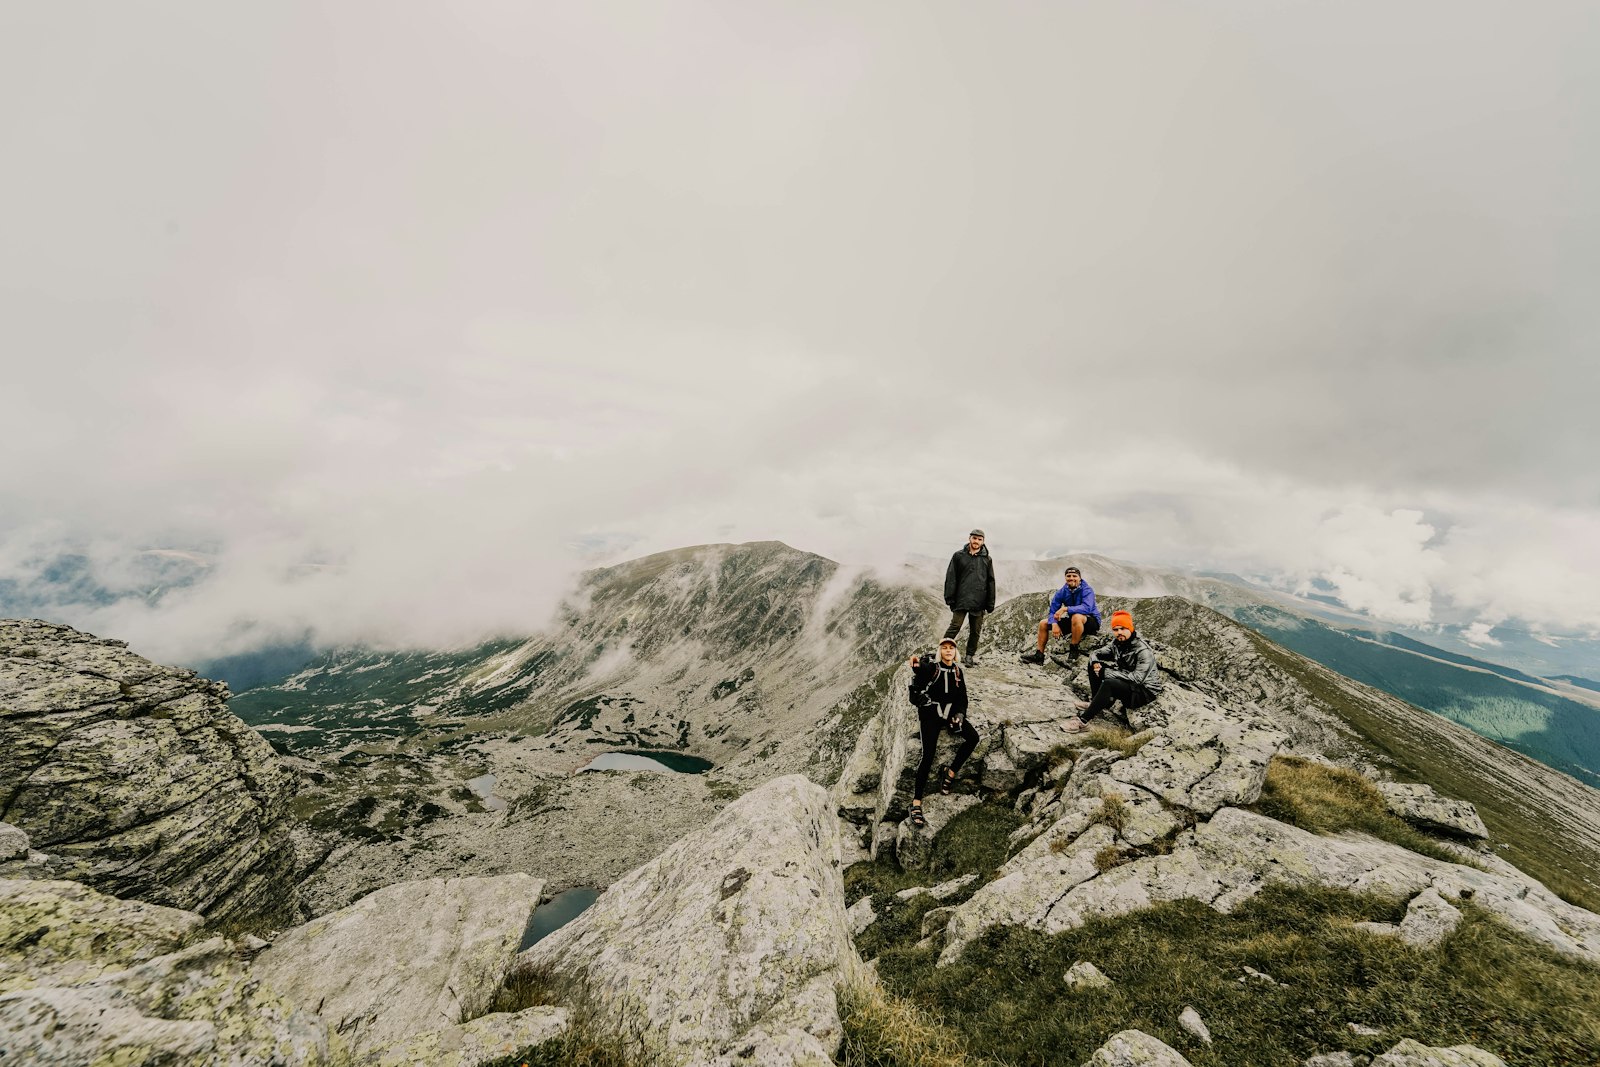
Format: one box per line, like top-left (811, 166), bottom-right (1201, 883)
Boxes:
top-left (1044, 581), bottom-right (1099, 623)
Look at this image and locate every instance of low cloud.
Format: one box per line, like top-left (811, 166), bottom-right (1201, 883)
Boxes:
top-left (3, 2), bottom-right (1597, 662)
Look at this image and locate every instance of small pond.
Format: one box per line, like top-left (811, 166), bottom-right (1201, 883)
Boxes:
top-left (578, 750), bottom-right (714, 774)
top-left (464, 773), bottom-right (508, 811)
top-left (519, 887), bottom-right (601, 950)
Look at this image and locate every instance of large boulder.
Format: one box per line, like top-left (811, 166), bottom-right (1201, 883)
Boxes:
top-left (251, 873), bottom-right (542, 1056)
top-left (0, 620), bottom-right (298, 925)
top-left (1376, 783), bottom-right (1489, 841)
top-left (513, 775), bottom-right (862, 1066)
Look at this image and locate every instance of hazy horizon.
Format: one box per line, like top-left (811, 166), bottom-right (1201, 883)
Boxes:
top-left (4, 2), bottom-right (1597, 665)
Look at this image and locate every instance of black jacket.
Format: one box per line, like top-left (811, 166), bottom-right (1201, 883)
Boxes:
top-left (1088, 632), bottom-right (1164, 693)
top-left (944, 544), bottom-right (996, 613)
top-left (911, 655), bottom-right (969, 719)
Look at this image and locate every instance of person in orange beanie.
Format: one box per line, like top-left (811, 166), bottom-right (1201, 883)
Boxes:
top-left (1067, 608), bottom-right (1163, 731)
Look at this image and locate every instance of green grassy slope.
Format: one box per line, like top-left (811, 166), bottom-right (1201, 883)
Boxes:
top-left (1230, 605), bottom-right (1600, 789)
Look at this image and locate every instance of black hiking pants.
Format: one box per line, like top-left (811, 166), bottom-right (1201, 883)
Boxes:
top-left (943, 610), bottom-right (986, 657)
top-left (914, 705), bottom-right (980, 800)
top-left (1083, 670), bottom-right (1157, 723)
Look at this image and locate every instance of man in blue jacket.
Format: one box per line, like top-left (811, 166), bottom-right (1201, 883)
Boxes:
top-left (1019, 565), bottom-right (1100, 664)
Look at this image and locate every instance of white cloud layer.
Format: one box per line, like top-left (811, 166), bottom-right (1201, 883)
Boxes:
top-left (3, 1), bottom-right (1598, 663)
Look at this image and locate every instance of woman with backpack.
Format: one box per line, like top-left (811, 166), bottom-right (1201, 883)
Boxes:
top-left (906, 636), bottom-right (981, 827)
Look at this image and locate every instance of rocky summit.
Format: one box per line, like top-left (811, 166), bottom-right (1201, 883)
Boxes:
top-left (4, 544), bottom-right (1600, 1064)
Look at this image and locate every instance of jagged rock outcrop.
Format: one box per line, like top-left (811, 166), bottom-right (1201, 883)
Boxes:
top-left (251, 873), bottom-right (543, 1056)
top-left (513, 775), bottom-right (862, 1066)
top-left (1376, 783), bottom-right (1489, 841)
top-left (940, 802), bottom-right (1600, 964)
top-left (0, 619), bottom-right (298, 925)
top-left (0, 879), bottom-right (327, 1066)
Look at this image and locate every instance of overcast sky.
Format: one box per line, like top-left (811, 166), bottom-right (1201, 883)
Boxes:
top-left (3, 1), bottom-right (1598, 663)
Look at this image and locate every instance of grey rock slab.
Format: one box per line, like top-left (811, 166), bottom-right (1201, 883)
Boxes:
top-left (1004, 718), bottom-right (1090, 771)
top-left (513, 775), bottom-right (863, 1066)
top-left (0, 936), bottom-right (328, 1067)
top-left (1399, 888), bottom-right (1463, 948)
top-left (1370, 1039), bottom-right (1506, 1066)
top-left (1193, 808), bottom-right (1600, 962)
top-left (1178, 1006), bottom-right (1211, 1044)
top-left (940, 824), bottom-right (1119, 964)
top-left (1305, 1055), bottom-right (1370, 1067)
top-left (0, 824), bottom-right (27, 862)
top-left (980, 747), bottom-right (1024, 792)
top-left (371, 1006), bottom-right (571, 1067)
top-left (1110, 700), bottom-right (1286, 816)
top-left (0, 878), bottom-right (204, 994)
top-left (1064, 961), bottom-right (1112, 989)
top-left (1377, 783), bottom-right (1489, 841)
top-left (252, 872), bottom-right (542, 1055)
top-left (895, 794), bottom-right (979, 871)
top-left (894, 873), bottom-right (977, 902)
top-left (847, 896), bottom-right (877, 937)
top-left (1081, 1028), bottom-right (1195, 1067)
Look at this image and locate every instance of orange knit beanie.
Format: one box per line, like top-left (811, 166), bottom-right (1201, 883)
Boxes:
top-left (1110, 610), bottom-right (1134, 630)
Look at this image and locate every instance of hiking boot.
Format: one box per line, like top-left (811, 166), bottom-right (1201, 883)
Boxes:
top-left (965, 654), bottom-right (981, 667)
top-left (1019, 650), bottom-right (1045, 665)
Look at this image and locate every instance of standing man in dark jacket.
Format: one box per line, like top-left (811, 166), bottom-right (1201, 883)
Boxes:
top-left (944, 529), bottom-right (996, 667)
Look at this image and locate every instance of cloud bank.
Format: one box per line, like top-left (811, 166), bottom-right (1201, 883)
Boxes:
top-left (2, 1), bottom-right (1597, 664)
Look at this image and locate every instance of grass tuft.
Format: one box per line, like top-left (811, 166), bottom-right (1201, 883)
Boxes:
top-left (1092, 845), bottom-right (1126, 874)
top-left (1250, 755), bottom-right (1470, 865)
top-left (838, 979), bottom-right (995, 1067)
top-left (1089, 793), bottom-right (1128, 833)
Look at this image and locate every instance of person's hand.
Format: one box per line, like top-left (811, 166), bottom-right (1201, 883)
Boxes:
top-left (1090, 661), bottom-right (1103, 674)
top-left (1051, 623), bottom-right (1063, 638)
